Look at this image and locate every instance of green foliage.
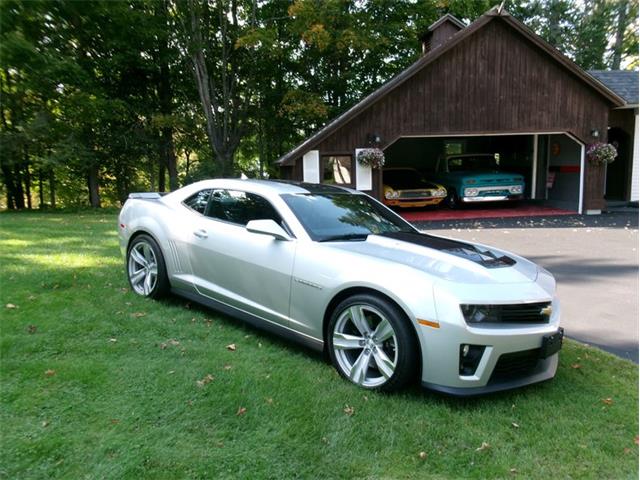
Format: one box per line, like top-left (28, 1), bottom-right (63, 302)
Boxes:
top-left (1, 1), bottom-right (637, 208)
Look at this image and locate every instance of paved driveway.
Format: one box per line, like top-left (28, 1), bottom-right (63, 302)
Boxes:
top-left (414, 211), bottom-right (639, 363)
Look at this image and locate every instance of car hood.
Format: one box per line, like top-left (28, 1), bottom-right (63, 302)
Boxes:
top-left (441, 171), bottom-right (523, 182)
top-left (327, 231), bottom-right (538, 284)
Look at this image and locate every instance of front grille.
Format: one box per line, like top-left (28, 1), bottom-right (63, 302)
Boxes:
top-left (478, 189), bottom-right (509, 197)
top-left (490, 348), bottom-right (540, 382)
top-left (461, 302), bottom-right (552, 325)
top-left (500, 302), bottom-right (551, 323)
top-left (399, 190), bottom-right (432, 199)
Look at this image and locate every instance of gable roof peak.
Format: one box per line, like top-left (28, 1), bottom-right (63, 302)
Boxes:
top-left (427, 13), bottom-right (466, 32)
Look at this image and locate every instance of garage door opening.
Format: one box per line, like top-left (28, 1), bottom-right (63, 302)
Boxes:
top-left (382, 133), bottom-right (583, 216)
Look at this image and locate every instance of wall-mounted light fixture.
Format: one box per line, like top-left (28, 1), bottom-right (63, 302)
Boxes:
top-left (590, 129), bottom-right (600, 138)
top-left (366, 133), bottom-right (382, 146)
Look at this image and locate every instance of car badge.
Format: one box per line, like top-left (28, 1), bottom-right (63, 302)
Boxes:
top-left (540, 305), bottom-right (553, 317)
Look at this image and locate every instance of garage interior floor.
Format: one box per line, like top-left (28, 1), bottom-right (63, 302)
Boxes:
top-left (398, 203), bottom-right (574, 222)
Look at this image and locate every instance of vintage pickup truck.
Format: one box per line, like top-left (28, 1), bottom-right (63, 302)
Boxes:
top-left (433, 154), bottom-right (525, 208)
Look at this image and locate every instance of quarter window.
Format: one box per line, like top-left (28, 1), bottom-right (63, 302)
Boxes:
top-left (183, 189), bottom-right (212, 214)
top-left (205, 189), bottom-right (283, 226)
top-left (322, 155), bottom-right (353, 186)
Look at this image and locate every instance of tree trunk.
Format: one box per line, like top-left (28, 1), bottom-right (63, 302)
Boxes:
top-left (13, 164), bottom-right (25, 209)
top-left (87, 164), bottom-right (101, 208)
top-left (23, 147), bottom-right (31, 209)
top-left (611, 0), bottom-right (628, 69)
top-left (49, 169), bottom-right (56, 208)
top-left (158, 0), bottom-right (178, 190)
top-left (1, 162), bottom-right (17, 209)
top-left (158, 157), bottom-right (166, 192)
top-left (38, 169), bottom-right (44, 208)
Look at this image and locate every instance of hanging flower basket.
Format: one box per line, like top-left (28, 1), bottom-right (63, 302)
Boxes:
top-left (587, 142), bottom-right (617, 166)
top-left (357, 148), bottom-right (385, 169)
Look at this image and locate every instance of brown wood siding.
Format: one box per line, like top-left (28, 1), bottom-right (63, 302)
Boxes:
top-left (311, 18), bottom-right (610, 210)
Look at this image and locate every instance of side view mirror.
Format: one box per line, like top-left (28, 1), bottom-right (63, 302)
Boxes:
top-left (246, 219), bottom-right (291, 241)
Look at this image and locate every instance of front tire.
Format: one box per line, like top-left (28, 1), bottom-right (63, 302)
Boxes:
top-left (127, 234), bottom-right (169, 299)
top-left (327, 294), bottom-right (418, 392)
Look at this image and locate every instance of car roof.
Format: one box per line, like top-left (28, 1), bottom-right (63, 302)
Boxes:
top-left (182, 178), bottom-right (354, 196)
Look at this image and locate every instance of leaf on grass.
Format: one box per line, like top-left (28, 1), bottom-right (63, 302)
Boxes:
top-left (343, 405), bottom-right (355, 416)
top-left (475, 442), bottom-right (490, 452)
top-left (226, 343), bottom-right (236, 351)
top-left (511, 422), bottom-right (519, 428)
top-left (418, 451), bottom-right (427, 460)
top-left (321, 437), bottom-right (329, 444)
top-left (571, 363), bottom-right (582, 369)
top-left (42, 420), bottom-right (50, 428)
top-left (236, 406), bottom-right (247, 416)
top-left (601, 397), bottom-right (614, 406)
top-left (510, 468), bottom-right (517, 474)
top-left (196, 374), bottom-right (214, 387)
top-left (44, 369), bottom-right (56, 377)
top-left (27, 325), bottom-right (37, 334)
top-left (109, 338), bottom-right (117, 343)
top-left (5, 303), bottom-right (18, 309)
top-left (28, 295), bottom-right (36, 301)
top-left (132, 312), bottom-right (146, 318)
top-left (110, 419), bottom-right (120, 425)
top-left (265, 397), bottom-right (273, 404)
top-left (223, 364), bottom-right (232, 370)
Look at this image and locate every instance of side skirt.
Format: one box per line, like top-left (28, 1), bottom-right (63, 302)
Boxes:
top-left (171, 288), bottom-right (324, 353)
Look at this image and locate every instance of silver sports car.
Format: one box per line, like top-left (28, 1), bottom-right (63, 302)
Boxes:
top-left (118, 179), bottom-right (562, 395)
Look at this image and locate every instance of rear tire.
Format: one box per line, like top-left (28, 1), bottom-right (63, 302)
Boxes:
top-left (126, 234), bottom-right (169, 299)
top-left (445, 190), bottom-right (459, 209)
top-left (327, 294), bottom-right (418, 392)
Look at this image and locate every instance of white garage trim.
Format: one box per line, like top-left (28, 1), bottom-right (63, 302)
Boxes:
top-left (302, 150), bottom-right (320, 183)
top-left (631, 113), bottom-right (639, 202)
top-left (354, 149), bottom-right (372, 190)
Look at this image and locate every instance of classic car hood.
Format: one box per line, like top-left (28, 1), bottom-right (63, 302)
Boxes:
top-left (328, 231), bottom-right (538, 284)
top-left (440, 171), bottom-right (523, 183)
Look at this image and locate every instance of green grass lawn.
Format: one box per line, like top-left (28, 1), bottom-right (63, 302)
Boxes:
top-left (1, 211), bottom-right (638, 479)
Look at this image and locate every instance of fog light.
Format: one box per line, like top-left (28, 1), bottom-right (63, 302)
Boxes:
top-left (464, 188), bottom-right (479, 197)
top-left (459, 344), bottom-right (486, 376)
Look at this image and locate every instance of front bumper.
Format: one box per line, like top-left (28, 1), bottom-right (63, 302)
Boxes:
top-left (461, 194), bottom-right (523, 203)
top-left (422, 350), bottom-right (558, 396)
top-left (417, 288), bottom-right (562, 394)
top-left (384, 197), bottom-right (445, 208)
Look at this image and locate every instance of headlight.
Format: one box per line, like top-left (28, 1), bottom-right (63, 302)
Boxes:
top-left (464, 188), bottom-right (479, 197)
top-left (510, 185), bottom-right (523, 194)
top-left (435, 189), bottom-right (447, 197)
top-left (461, 305), bottom-right (499, 324)
top-left (385, 190), bottom-right (399, 199)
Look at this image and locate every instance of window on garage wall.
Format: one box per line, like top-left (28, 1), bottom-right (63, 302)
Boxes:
top-left (322, 155), bottom-right (354, 187)
top-left (444, 141), bottom-right (465, 155)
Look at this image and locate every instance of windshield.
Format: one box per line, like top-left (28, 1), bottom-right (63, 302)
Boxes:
top-left (448, 156), bottom-right (498, 172)
top-left (383, 169), bottom-right (428, 189)
top-left (281, 193), bottom-right (415, 242)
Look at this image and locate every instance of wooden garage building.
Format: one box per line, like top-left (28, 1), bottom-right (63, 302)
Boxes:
top-left (277, 7), bottom-right (625, 214)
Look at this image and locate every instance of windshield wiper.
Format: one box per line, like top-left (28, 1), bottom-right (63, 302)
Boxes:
top-left (317, 233), bottom-right (369, 242)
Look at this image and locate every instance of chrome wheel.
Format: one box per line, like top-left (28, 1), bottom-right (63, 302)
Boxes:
top-left (128, 240), bottom-right (158, 296)
top-left (332, 304), bottom-right (398, 388)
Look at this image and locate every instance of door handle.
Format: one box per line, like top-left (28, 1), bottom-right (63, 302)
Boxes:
top-left (193, 229), bottom-right (208, 239)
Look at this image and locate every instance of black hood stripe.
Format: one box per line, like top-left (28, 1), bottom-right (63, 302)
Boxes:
top-left (379, 231), bottom-right (516, 269)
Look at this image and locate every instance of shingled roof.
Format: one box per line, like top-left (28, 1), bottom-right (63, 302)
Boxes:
top-left (589, 70), bottom-right (639, 106)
